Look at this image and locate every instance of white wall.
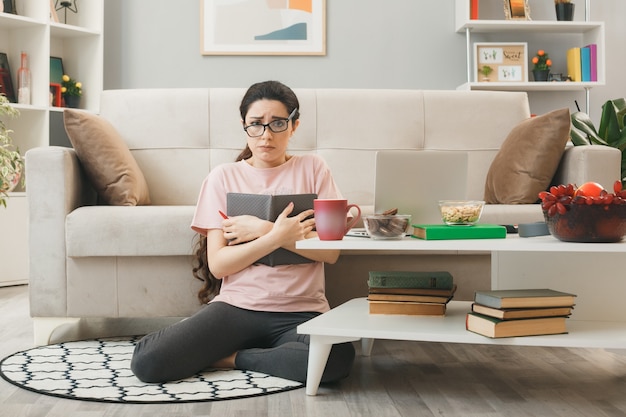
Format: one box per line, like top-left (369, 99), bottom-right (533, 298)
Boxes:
top-left (103, 0), bottom-right (625, 122)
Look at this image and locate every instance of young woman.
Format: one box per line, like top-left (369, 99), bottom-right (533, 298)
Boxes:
top-left (131, 81), bottom-right (355, 384)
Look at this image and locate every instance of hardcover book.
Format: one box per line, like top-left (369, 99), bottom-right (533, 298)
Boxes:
top-left (466, 312), bottom-right (568, 338)
top-left (471, 303), bottom-right (573, 320)
top-left (581, 46), bottom-right (591, 82)
top-left (368, 284), bottom-right (458, 298)
top-left (411, 224), bottom-right (506, 240)
top-left (584, 43), bottom-right (598, 81)
top-left (567, 47), bottom-right (582, 82)
top-left (367, 271), bottom-right (454, 290)
top-left (369, 300), bottom-right (447, 316)
top-left (474, 289), bottom-right (577, 309)
top-left (368, 293), bottom-right (453, 304)
top-left (226, 193), bottom-right (317, 267)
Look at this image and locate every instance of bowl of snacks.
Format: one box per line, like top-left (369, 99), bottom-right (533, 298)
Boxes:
top-left (439, 200), bottom-right (484, 225)
top-left (540, 181), bottom-right (626, 243)
top-left (363, 211), bottom-right (411, 240)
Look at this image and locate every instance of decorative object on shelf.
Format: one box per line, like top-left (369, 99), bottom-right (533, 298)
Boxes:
top-left (16, 52), bottom-right (30, 105)
top-left (2, 0), bottom-right (16, 14)
top-left (474, 42), bottom-right (528, 83)
top-left (200, 0), bottom-right (326, 55)
top-left (570, 98), bottom-right (626, 186)
top-left (0, 52), bottom-right (16, 103)
top-left (61, 74), bottom-right (82, 108)
top-left (539, 181), bottom-right (626, 243)
top-left (531, 49), bottom-right (552, 82)
top-left (503, 0), bottom-right (530, 20)
top-left (49, 0), bottom-right (59, 22)
top-left (0, 94), bottom-right (22, 207)
top-left (55, 0), bottom-right (78, 24)
top-left (555, 0), bottom-right (575, 21)
top-left (479, 65), bottom-right (494, 82)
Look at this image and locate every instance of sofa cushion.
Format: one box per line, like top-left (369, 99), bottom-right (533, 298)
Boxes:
top-left (484, 108), bottom-right (570, 204)
top-left (63, 109), bottom-right (151, 206)
top-left (66, 206), bottom-right (197, 257)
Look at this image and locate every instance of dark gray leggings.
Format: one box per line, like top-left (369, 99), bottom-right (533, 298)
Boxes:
top-left (131, 301), bottom-right (355, 384)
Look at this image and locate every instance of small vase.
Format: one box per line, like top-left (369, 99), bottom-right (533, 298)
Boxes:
top-left (64, 95), bottom-right (81, 108)
top-left (555, 3), bottom-right (575, 21)
top-left (533, 70), bottom-right (550, 82)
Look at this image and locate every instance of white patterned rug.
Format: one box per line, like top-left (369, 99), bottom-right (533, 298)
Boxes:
top-left (0, 337), bottom-right (303, 403)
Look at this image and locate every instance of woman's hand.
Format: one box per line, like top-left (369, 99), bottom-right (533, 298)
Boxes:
top-left (222, 215), bottom-right (272, 245)
top-left (268, 203), bottom-right (315, 246)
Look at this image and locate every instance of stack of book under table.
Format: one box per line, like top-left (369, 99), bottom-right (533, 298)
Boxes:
top-left (367, 271), bottom-right (456, 316)
top-left (466, 289), bottom-right (577, 338)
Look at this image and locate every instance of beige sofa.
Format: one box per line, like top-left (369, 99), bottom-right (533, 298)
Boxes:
top-left (26, 88), bottom-right (621, 345)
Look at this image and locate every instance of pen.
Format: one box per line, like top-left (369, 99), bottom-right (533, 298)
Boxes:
top-left (218, 210), bottom-right (229, 219)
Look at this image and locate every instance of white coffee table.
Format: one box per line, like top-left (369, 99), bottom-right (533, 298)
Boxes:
top-left (296, 234), bottom-right (626, 395)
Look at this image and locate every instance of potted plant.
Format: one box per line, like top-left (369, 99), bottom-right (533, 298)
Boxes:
top-left (531, 49), bottom-right (552, 81)
top-left (0, 94), bottom-right (23, 207)
top-left (61, 74), bottom-right (82, 108)
top-left (555, 0), bottom-right (575, 21)
top-left (570, 98), bottom-right (626, 186)
top-left (480, 65), bottom-right (494, 82)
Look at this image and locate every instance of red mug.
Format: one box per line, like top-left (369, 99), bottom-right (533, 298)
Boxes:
top-left (314, 199), bottom-right (362, 240)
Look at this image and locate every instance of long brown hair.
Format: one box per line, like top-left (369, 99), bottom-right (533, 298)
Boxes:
top-left (193, 80), bottom-right (302, 303)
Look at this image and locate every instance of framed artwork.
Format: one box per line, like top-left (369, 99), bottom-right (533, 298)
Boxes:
top-left (504, 0), bottom-right (530, 20)
top-left (474, 42), bottom-right (528, 83)
top-left (200, 0), bottom-right (326, 55)
top-left (50, 56), bottom-right (64, 84)
top-left (0, 52), bottom-right (16, 103)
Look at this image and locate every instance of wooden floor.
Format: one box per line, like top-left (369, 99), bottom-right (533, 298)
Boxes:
top-left (2, 284), bottom-right (626, 417)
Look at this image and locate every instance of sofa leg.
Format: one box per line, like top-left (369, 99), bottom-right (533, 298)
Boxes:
top-left (33, 317), bottom-right (81, 346)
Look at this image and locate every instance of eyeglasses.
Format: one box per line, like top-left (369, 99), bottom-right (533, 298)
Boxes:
top-left (243, 108), bottom-right (297, 138)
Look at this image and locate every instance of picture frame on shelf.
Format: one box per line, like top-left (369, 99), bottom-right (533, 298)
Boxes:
top-left (0, 52), bottom-right (16, 103)
top-left (503, 0), bottom-right (530, 20)
top-left (474, 42), bottom-right (528, 83)
top-left (49, 83), bottom-right (62, 107)
top-left (49, 0), bottom-right (59, 22)
top-left (200, 0), bottom-right (326, 55)
top-left (50, 56), bottom-right (64, 85)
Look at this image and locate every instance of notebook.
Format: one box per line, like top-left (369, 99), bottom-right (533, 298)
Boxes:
top-left (374, 150), bottom-right (468, 225)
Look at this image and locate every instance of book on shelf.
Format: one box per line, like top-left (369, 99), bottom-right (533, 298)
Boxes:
top-left (466, 312), bottom-right (568, 338)
top-left (368, 284), bottom-right (458, 298)
top-left (567, 47), bottom-right (582, 82)
top-left (474, 289), bottom-right (577, 309)
top-left (470, 0), bottom-right (479, 19)
top-left (368, 270), bottom-right (454, 290)
top-left (368, 293), bottom-right (453, 304)
top-left (581, 46), bottom-right (591, 82)
top-left (471, 303), bottom-right (573, 320)
top-left (584, 43), bottom-right (598, 82)
top-left (411, 224), bottom-right (506, 240)
top-left (226, 192), bottom-right (316, 267)
top-left (369, 300), bottom-right (447, 316)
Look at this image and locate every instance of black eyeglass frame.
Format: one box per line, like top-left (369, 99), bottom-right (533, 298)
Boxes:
top-left (243, 108), bottom-right (298, 138)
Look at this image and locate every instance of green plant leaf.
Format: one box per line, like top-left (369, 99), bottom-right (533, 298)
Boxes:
top-left (569, 128), bottom-right (590, 146)
top-left (571, 111), bottom-right (607, 145)
top-left (599, 100), bottom-right (622, 145)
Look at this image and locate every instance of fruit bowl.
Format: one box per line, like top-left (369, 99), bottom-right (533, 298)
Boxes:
top-left (540, 181), bottom-right (626, 243)
top-left (439, 200), bottom-right (484, 225)
top-left (363, 214), bottom-right (411, 240)
top-left (544, 204), bottom-right (626, 243)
